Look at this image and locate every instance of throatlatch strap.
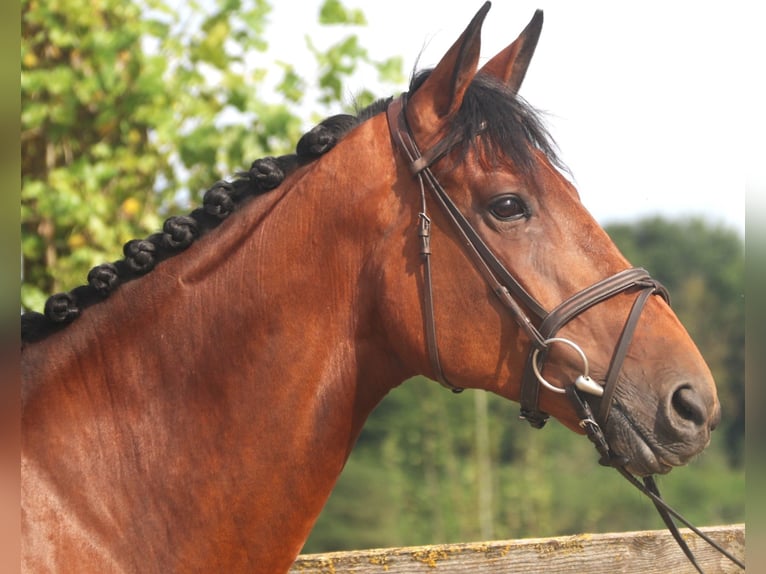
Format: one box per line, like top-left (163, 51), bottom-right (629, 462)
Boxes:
top-left (387, 95), bottom-right (462, 392)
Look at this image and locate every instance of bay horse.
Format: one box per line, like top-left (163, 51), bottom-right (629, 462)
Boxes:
top-left (22, 4), bottom-right (727, 572)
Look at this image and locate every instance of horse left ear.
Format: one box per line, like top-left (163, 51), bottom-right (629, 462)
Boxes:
top-left (479, 9), bottom-right (543, 93)
top-left (405, 2), bottom-right (490, 142)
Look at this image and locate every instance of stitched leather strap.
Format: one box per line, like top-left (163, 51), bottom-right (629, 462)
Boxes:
top-left (599, 284), bottom-right (666, 423)
top-left (518, 269), bottom-right (669, 427)
top-left (387, 96), bottom-right (548, 341)
top-left (387, 96), bottom-right (463, 392)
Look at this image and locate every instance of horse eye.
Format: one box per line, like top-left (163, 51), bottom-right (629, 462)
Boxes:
top-left (489, 195), bottom-right (528, 221)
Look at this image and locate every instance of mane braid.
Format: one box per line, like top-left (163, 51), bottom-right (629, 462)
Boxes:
top-left (21, 112), bottom-right (367, 344)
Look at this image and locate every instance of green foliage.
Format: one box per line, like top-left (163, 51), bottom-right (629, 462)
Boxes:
top-left (319, 0), bottom-right (366, 25)
top-left (307, 3), bottom-right (404, 110)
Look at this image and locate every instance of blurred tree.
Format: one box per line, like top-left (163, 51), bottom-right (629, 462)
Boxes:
top-left (21, 0), bottom-right (403, 311)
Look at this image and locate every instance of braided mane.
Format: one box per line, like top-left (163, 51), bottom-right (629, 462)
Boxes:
top-left (20, 106), bottom-right (384, 344)
top-left (22, 67), bottom-right (559, 345)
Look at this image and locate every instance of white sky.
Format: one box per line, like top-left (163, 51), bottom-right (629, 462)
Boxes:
top-left (263, 1), bottom-right (757, 236)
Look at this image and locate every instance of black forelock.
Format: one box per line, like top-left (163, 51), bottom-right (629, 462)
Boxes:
top-left (407, 69), bottom-right (565, 176)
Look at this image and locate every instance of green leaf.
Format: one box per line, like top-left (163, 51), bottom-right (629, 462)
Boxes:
top-left (21, 283), bottom-right (48, 314)
top-left (319, 0), bottom-right (366, 25)
top-left (276, 63), bottom-right (306, 104)
top-left (376, 56), bottom-right (405, 84)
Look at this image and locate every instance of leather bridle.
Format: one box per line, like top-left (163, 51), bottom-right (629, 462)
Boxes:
top-left (386, 94), bottom-right (744, 572)
top-left (386, 94), bottom-right (668, 421)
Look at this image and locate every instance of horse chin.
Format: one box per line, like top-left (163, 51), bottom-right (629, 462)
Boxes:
top-left (604, 406), bottom-right (676, 477)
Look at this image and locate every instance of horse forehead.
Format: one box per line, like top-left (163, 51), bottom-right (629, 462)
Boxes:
top-left (446, 146), bottom-right (575, 204)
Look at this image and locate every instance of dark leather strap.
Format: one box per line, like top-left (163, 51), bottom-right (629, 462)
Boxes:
top-left (387, 96), bottom-right (463, 392)
top-left (518, 269), bottom-right (669, 427)
top-left (387, 94), bottom-right (669, 423)
top-left (540, 268), bottom-right (662, 338)
top-left (420, 211), bottom-right (461, 391)
top-left (387, 96), bottom-right (547, 340)
top-left (643, 475), bottom-right (705, 574)
top-left (599, 286), bottom-right (660, 423)
top-left (409, 129), bottom-right (466, 176)
top-left (387, 95), bottom-right (548, 392)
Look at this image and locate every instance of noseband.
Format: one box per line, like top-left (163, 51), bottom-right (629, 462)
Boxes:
top-left (386, 94), bottom-right (744, 572)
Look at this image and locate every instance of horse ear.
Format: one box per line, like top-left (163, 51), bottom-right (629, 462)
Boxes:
top-left (479, 9), bottom-right (543, 93)
top-left (406, 2), bottom-right (490, 138)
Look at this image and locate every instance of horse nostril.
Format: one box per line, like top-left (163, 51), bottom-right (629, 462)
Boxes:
top-left (671, 385), bottom-right (707, 428)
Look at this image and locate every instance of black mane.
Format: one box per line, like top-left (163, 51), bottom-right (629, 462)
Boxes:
top-left (411, 70), bottom-right (563, 175)
top-left (21, 71), bottom-right (560, 344)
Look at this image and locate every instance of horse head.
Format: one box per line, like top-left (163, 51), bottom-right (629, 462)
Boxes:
top-left (372, 4), bottom-right (720, 477)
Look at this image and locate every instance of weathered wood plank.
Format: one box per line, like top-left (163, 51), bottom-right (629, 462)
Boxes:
top-left (290, 524), bottom-right (745, 574)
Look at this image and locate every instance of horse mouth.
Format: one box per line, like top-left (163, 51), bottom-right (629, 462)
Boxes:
top-left (606, 406), bottom-right (677, 476)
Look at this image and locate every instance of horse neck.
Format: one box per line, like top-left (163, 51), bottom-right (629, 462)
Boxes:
top-left (21, 126), bottom-right (407, 571)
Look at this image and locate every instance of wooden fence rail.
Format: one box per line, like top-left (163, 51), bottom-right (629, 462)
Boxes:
top-left (290, 523), bottom-right (745, 574)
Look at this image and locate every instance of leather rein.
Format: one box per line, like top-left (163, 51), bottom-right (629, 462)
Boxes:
top-left (386, 94), bottom-right (744, 572)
